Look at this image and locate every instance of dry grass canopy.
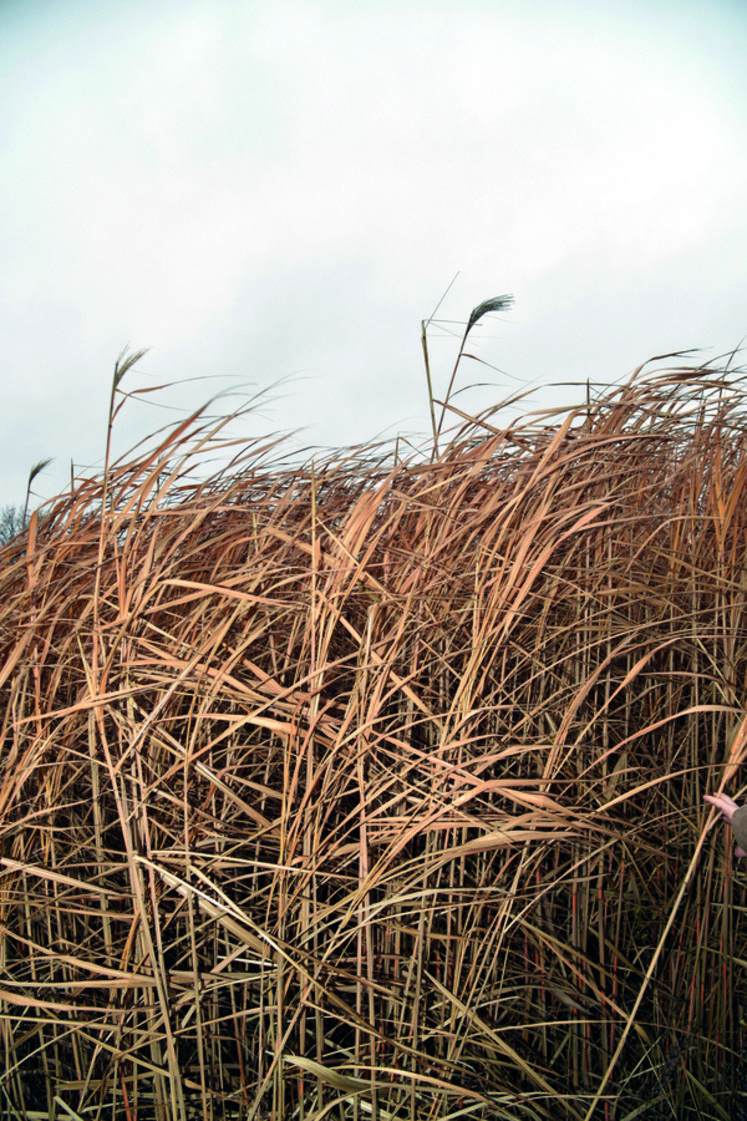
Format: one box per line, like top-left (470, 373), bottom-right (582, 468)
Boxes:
top-left (1, 362), bottom-right (747, 1120)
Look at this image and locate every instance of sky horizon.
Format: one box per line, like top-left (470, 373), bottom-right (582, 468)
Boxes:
top-left (2, 0), bottom-right (746, 513)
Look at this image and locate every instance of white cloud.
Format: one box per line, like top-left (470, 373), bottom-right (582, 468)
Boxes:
top-left (1, 0), bottom-right (746, 508)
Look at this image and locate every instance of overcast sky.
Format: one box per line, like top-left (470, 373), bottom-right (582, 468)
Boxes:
top-left (2, 0), bottom-right (746, 512)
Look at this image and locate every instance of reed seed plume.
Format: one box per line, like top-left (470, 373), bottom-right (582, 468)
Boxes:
top-left (0, 350), bottom-right (746, 1120)
top-left (21, 457), bottom-right (53, 528)
top-left (427, 290), bottom-right (515, 457)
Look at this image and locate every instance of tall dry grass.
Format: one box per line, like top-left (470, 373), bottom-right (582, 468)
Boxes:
top-left (0, 347), bottom-right (746, 1121)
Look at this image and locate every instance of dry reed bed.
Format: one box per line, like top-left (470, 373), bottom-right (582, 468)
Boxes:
top-left (0, 360), bottom-right (746, 1121)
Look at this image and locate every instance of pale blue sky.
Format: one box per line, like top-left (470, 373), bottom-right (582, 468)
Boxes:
top-left (2, 0), bottom-right (746, 510)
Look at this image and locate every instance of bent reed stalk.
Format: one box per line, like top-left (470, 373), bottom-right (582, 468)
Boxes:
top-left (0, 351), bottom-right (746, 1120)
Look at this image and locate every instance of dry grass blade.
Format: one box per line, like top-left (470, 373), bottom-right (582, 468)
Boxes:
top-left (0, 352), bottom-right (746, 1119)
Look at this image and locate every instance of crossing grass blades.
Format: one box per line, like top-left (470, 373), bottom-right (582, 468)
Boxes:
top-left (0, 308), bottom-right (746, 1120)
